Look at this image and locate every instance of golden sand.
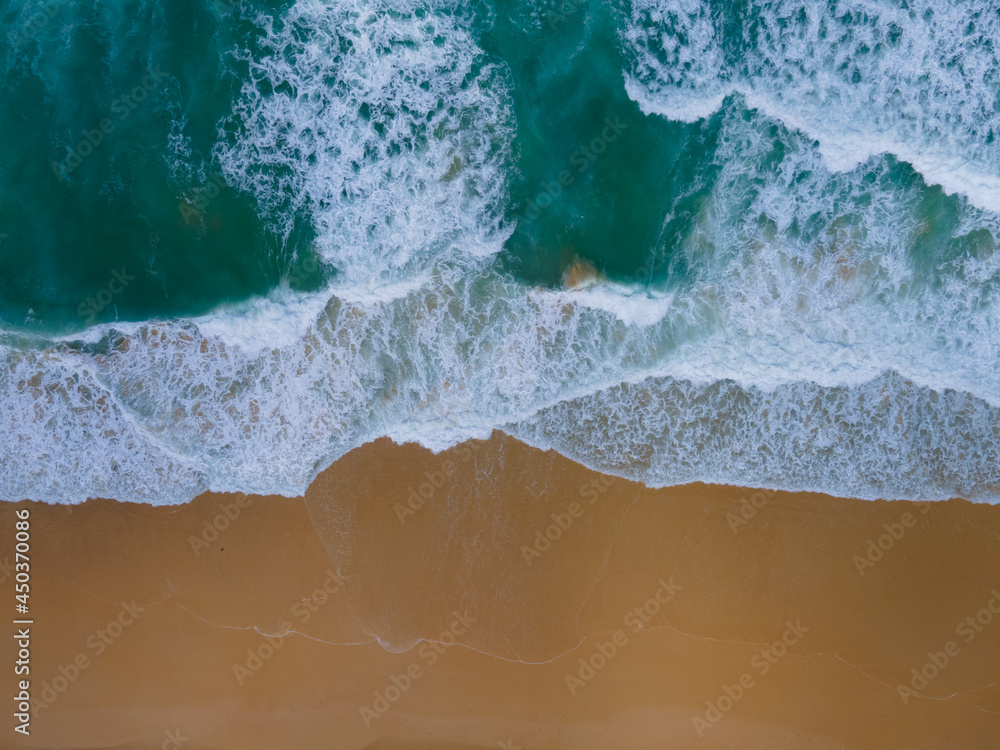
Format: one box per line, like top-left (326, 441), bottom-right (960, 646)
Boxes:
top-left (3, 433), bottom-right (1000, 749)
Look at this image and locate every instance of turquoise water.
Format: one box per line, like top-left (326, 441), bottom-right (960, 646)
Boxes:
top-left (486, 0), bottom-right (717, 285)
top-left (0, 0), bottom-right (983, 314)
top-left (0, 0), bottom-right (319, 334)
top-left (1, 0), bottom-right (999, 504)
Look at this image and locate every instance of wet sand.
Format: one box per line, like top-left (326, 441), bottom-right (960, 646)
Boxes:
top-left (3, 432), bottom-right (1000, 749)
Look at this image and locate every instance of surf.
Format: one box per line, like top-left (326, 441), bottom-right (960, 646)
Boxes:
top-left (1, 0), bottom-right (998, 505)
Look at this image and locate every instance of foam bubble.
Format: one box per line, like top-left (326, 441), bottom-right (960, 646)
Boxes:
top-left (552, 285), bottom-right (677, 328)
top-left (623, 0), bottom-right (1000, 212)
top-left (214, 0), bottom-right (514, 282)
top-left (511, 372), bottom-right (1000, 502)
top-left (0, 345), bottom-right (206, 505)
top-left (3, 0), bottom-right (999, 505)
top-left (3, 226), bottom-right (998, 504)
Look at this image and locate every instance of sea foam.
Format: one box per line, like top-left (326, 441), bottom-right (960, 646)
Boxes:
top-left (623, 0), bottom-right (1000, 212)
top-left (2, 0), bottom-right (999, 505)
top-left (213, 0), bottom-right (514, 284)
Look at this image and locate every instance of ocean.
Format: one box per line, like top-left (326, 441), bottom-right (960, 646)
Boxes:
top-left (1, 0), bottom-right (998, 504)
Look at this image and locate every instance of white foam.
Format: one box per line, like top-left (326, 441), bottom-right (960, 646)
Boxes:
top-left (5, 217), bottom-right (999, 504)
top-left (624, 0), bottom-right (1000, 213)
top-left (328, 268), bottom-right (437, 305)
top-left (188, 286), bottom-right (335, 352)
top-left (4, 0), bottom-right (1000, 505)
top-left (549, 285), bottom-right (677, 327)
top-left (214, 0), bottom-right (513, 282)
top-left (510, 371), bottom-right (1000, 502)
top-left (624, 78), bottom-right (727, 125)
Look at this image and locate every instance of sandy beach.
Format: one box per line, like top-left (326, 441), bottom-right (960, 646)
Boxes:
top-left (3, 1), bottom-right (1000, 747)
top-left (2, 432), bottom-right (999, 749)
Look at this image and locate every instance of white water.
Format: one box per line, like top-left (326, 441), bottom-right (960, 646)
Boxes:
top-left (2, 0), bottom-right (999, 504)
top-left (624, 0), bottom-right (1000, 212)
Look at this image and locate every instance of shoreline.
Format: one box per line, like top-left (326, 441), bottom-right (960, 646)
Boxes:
top-left (3, 433), bottom-right (999, 748)
top-left (9, 429), bottom-right (995, 510)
